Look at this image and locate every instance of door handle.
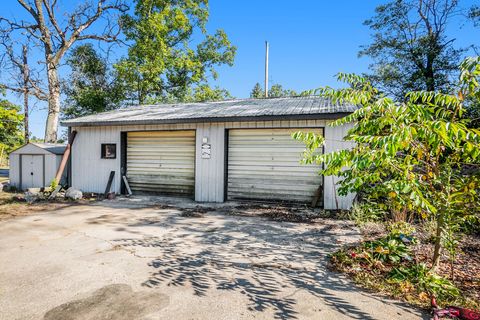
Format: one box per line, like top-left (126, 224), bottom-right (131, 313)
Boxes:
top-left (31, 172), bottom-right (33, 176)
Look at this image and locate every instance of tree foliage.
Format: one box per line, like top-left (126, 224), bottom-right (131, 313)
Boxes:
top-left (250, 83), bottom-right (264, 98)
top-left (360, 0), bottom-right (469, 100)
top-left (269, 84), bottom-right (297, 98)
top-left (249, 82), bottom-right (297, 98)
top-left (0, 98), bottom-right (24, 154)
top-left (62, 44), bottom-right (124, 119)
top-left (470, 5), bottom-right (480, 27)
top-left (116, 0), bottom-right (236, 104)
top-left (294, 57), bottom-right (480, 269)
top-left (462, 56), bottom-right (480, 127)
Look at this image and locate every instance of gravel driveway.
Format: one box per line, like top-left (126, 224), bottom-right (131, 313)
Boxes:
top-left (0, 196), bottom-right (427, 320)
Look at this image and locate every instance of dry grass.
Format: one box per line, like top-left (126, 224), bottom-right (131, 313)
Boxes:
top-left (0, 191), bottom-right (79, 221)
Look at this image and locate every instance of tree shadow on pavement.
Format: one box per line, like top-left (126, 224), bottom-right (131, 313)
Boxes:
top-left (108, 210), bottom-right (423, 320)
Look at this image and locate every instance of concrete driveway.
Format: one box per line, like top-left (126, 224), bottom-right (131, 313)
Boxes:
top-left (0, 197), bottom-right (427, 320)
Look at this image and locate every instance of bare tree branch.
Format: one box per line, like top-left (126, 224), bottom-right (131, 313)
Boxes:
top-left (0, 0), bottom-right (128, 141)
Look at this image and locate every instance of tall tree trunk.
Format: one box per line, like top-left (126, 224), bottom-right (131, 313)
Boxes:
top-left (23, 88), bottom-right (29, 143)
top-left (22, 45), bottom-right (29, 143)
top-left (44, 61), bottom-right (61, 143)
top-left (432, 211), bottom-right (444, 270)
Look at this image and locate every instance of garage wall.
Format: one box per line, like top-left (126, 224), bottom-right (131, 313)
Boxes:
top-left (44, 154), bottom-right (58, 187)
top-left (195, 123), bottom-right (225, 202)
top-left (71, 119), bottom-right (355, 209)
top-left (8, 154), bottom-right (19, 188)
top-left (324, 123), bottom-right (356, 210)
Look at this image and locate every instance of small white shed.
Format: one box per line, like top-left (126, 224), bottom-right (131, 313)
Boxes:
top-left (9, 143), bottom-right (66, 190)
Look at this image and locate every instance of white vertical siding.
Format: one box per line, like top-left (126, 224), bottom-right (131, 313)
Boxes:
top-left (44, 154), bottom-right (57, 186)
top-left (72, 126), bottom-right (121, 193)
top-left (8, 154), bottom-right (19, 188)
top-left (55, 155), bottom-right (68, 184)
top-left (195, 123), bottom-right (225, 202)
top-left (323, 122), bottom-right (356, 210)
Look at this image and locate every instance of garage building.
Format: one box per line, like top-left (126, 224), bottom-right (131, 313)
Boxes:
top-left (62, 96), bottom-right (356, 209)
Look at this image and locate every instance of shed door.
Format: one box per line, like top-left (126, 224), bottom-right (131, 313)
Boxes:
top-left (21, 155), bottom-right (44, 189)
top-left (126, 130), bottom-right (195, 196)
top-left (227, 128), bottom-right (323, 204)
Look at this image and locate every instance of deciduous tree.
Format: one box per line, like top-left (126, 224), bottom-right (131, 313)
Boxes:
top-left (0, 0), bottom-right (128, 142)
top-left (116, 0), bottom-right (236, 104)
top-left (249, 82), bottom-right (296, 98)
top-left (0, 40), bottom-right (47, 143)
top-left (0, 98), bottom-right (24, 164)
top-left (62, 44), bottom-right (124, 119)
top-left (360, 0), bottom-right (471, 99)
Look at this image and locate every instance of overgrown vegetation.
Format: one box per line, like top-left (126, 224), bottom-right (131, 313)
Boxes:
top-left (0, 98), bottom-right (24, 166)
top-left (330, 224), bottom-right (479, 309)
top-left (295, 57), bottom-right (480, 309)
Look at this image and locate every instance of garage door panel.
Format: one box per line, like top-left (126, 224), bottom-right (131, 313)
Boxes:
top-left (228, 128), bottom-right (323, 205)
top-left (127, 162), bottom-right (194, 169)
top-left (227, 177), bottom-right (320, 186)
top-left (127, 185), bottom-right (194, 195)
top-left (127, 130), bottom-right (195, 196)
top-left (128, 175), bottom-right (194, 184)
top-left (228, 166), bottom-right (319, 173)
top-left (227, 191), bottom-right (316, 202)
top-left (228, 183), bottom-right (320, 192)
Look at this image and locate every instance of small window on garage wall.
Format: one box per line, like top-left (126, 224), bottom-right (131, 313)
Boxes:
top-left (101, 144), bottom-right (116, 159)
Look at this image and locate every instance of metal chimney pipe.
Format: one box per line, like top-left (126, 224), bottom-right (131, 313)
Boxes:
top-left (265, 41), bottom-right (269, 98)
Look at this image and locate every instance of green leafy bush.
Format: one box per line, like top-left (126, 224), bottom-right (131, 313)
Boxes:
top-left (49, 179), bottom-right (58, 190)
top-left (461, 215), bottom-right (480, 235)
top-left (294, 57), bottom-right (480, 269)
top-left (387, 221), bottom-right (416, 238)
top-left (363, 237), bottom-right (411, 263)
top-left (388, 263), bottom-right (459, 299)
top-left (349, 201), bottom-right (386, 224)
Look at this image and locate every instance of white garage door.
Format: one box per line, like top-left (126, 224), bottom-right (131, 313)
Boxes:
top-left (126, 130), bottom-right (195, 196)
top-left (227, 128), bottom-right (323, 204)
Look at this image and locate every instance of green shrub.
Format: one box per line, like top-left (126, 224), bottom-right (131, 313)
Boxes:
top-left (460, 215), bottom-right (480, 235)
top-left (363, 237), bottom-right (412, 263)
top-left (387, 221), bottom-right (416, 238)
top-left (49, 179), bottom-right (58, 190)
top-left (388, 263), bottom-right (459, 299)
top-left (349, 201), bottom-right (386, 225)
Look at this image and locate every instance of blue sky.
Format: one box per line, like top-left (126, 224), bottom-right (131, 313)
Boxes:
top-left (2, 0), bottom-right (478, 138)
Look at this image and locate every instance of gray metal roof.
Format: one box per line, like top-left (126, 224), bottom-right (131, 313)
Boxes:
top-left (61, 96), bottom-right (356, 127)
top-left (33, 143), bottom-right (66, 155)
